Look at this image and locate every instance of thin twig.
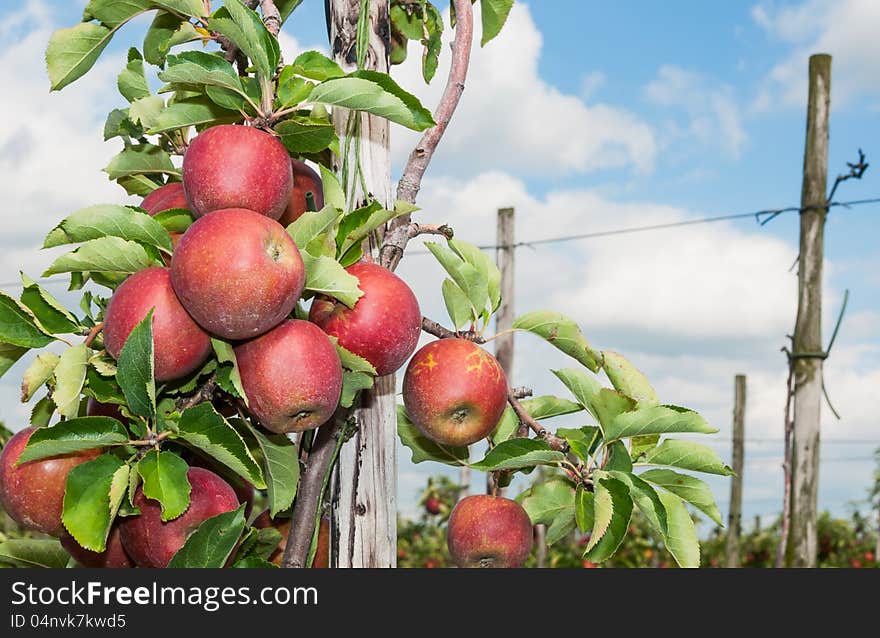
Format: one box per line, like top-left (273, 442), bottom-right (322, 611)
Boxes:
top-left (282, 408), bottom-right (351, 567)
top-left (83, 322), bottom-right (103, 348)
top-left (176, 374), bottom-right (218, 412)
top-left (380, 0), bottom-right (474, 270)
top-left (507, 389), bottom-right (568, 452)
top-left (407, 223), bottom-right (454, 240)
top-left (511, 386), bottom-right (533, 400)
top-left (420, 316), bottom-right (485, 343)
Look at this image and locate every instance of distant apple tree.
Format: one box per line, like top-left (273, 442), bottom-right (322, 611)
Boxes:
top-left (0, 0), bottom-right (729, 569)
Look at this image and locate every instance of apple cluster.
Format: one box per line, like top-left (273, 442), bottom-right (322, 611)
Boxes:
top-left (0, 123), bottom-right (533, 569)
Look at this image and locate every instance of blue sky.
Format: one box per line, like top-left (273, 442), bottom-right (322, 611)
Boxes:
top-left (0, 1), bottom-right (878, 532)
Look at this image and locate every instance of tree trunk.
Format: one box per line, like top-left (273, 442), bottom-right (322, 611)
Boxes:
top-left (788, 53), bottom-right (831, 568)
top-left (327, 0), bottom-right (397, 568)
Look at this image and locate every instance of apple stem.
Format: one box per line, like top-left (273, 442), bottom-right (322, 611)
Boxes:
top-left (82, 322), bottom-right (103, 348)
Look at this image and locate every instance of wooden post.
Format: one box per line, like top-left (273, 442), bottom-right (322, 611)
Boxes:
top-left (754, 515), bottom-right (761, 534)
top-left (788, 53), bottom-right (831, 568)
top-left (725, 374), bottom-right (746, 568)
top-left (487, 207), bottom-right (515, 497)
top-left (327, 0), bottom-right (396, 568)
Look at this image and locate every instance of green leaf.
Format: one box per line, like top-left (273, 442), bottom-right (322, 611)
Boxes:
top-left (333, 340), bottom-right (376, 375)
top-left (470, 438), bottom-right (565, 471)
top-left (147, 96), bottom-right (240, 134)
top-left (144, 11), bottom-right (201, 67)
top-left (103, 108), bottom-right (142, 141)
top-left (167, 504), bottom-right (246, 568)
top-left (340, 370), bottom-right (373, 408)
top-left (425, 242), bottom-right (487, 316)
top-left (605, 405), bottom-right (717, 442)
top-left (287, 205), bottom-right (341, 252)
top-left (319, 165), bottom-right (345, 211)
top-left (244, 422), bottom-right (299, 518)
top-left (0, 342), bottom-right (29, 379)
top-left (639, 439), bottom-right (734, 476)
top-left (232, 556), bottom-right (278, 568)
top-left (449, 238), bottom-right (501, 313)
top-left (309, 73), bottom-right (435, 132)
top-left (18, 417), bottom-right (128, 464)
top-left (137, 449), bottom-right (191, 521)
top-left (397, 405), bottom-right (469, 466)
top-left (552, 368), bottom-right (635, 434)
top-left (46, 22), bottom-right (115, 91)
top-left (116, 311), bottom-right (156, 418)
top-left (490, 406), bottom-right (519, 445)
top-left (656, 490), bottom-right (700, 568)
top-left (30, 395), bottom-right (55, 427)
top-left (520, 478), bottom-right (575, 526)
top-left (606, 470), bottom-right (668, 538)
top-left (515, 312), bottom-right (602, 372)
top-left (85, 0), bottom-right (151, 28)
top-left (118, 49), bottom-right (150, 102)
top-left (0, 539), bottom-right (69, 568)
top-left (276, 116), bottom-right (337, 155)
top-left (0, 291), bottom-right (54, 348)
top-left (288, 51), bottom-right (345, 81)
top-left (441, 279), bottom-right (472, 331)
top-left (105, 143), bottom-right (179, 183)
top-left (20, 274), bottom-right (80, 335)
top-left (575, 486), bottom-right (594, 533)
top-left (520, 395), bottom-right (583, 420)
top-left (236, 526), bottom-right (283, 562)
top-left (301, 252), bottom-right (363, 308)
top-left (52, 344), bottom-right (90, 418)
top-left (43, 204), bottom-right (173, 253)
top-left (640, 468), bottom-right (723, 527)
top-left (209, 0), bottom-right (279, 83)
top-left (151, 0), bottom-right (209, 19)
top-left (153, 207), bottom-right (194, 234)
top-left (336, 201), bottom-right (406, 258)
top-left (546, 510), bottom-right (576, 546)
top-left (606, 440), bottom-right (633, 472)
top-left (631, 434), bottom-right (660, 459)
top-left (178, 403), bottom-right (266, 489)
top-left (44, 237), bottom-right (158, 278)
top-left (21, 352), bottom-right (60, 402)
top-left (211, 338), bottom-right (248, 406)
top-left (276, 67), bottom-right (314, 109)
top-left (480, 0), bottom-right (515, 46)
top-left (62, 454), bottom-right (127, 552)
top-left (161, 50), bottom-right (246, 96)
top-left (556, 426), bottom-right (601, 463)
top-left (128, 94), bottom-right (166, 129)
top-left (602, 350), bottom-right (659, 407)
top-left (583, 475), bottom-right (633, 563)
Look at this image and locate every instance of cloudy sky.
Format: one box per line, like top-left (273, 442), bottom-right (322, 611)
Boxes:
top-left (0, 1), bottom-right (878, 529)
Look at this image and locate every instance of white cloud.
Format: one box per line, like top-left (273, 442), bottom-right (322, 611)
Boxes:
top-left (580, 71), bottom-right (606, 100)
top-left (645, 65), bottom-right (747, 158)
top-left (390, 3), bottom-right (657, 177)
top-left (752, 0), bottom-right (880, 109)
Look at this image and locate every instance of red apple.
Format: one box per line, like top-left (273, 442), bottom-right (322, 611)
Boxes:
top-left (309, 262), bottom-right (421, 376)
top-left (446, 495), bottom-right (533, 568)
top-left (170, 208), bottom-right (305, 340)
top-left (140, 182), bottom-right (190, 251)
top-left (0, 427), bottom-right (101, 536)
top-left (103, 267), bottom-right (212, 382)
top-left (425, 496), bottom-right (442, 516)
top-left (119, 467), bottom-right (239, 568)
top-left (402, 338), bottom-right (508, 446)
top-left (61, 525), bottom-right (133, 568)
top-left (182, 124), bottom-right (292, 219)
top-left (86, 397), bottom-right (124, 422)
top-left (234, 320), bottom-right (342, 433)
top-left (278, 159), bottom-right (325, 227)
top-left (253, 511), bottom-right (330, 567)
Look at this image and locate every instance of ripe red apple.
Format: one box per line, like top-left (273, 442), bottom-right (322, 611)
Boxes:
top-left (278, 159), bottom-right (325, 227)
top-left (141, 182), bottom-right (190, 252)
top-left (253, 511), bottom-right (330, 567)
top-left (119, 467), bottom-right (239, 568)
top-left (446, 495), bottom-right (533, 568)
top-left (61, 525), bottom-right (133, 568)
top-left (234, 320), bottom-right (342, 433)
top-left (402, 338), bottom-right (508, 446)
top-left (425, 496), bottom-right (442, 516)
top-left (170, 208), bottom-right (305, 340)
top-left (182, 124), bottom-right (292, 219)
top-left (103, 267), bottom-right (212, 382)
top-left (0, 427), bottom-right (100, 536)
top-left (86, 397), bottom-right (124, 422)
top-left (309, 262), bottom-right (421, 376)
